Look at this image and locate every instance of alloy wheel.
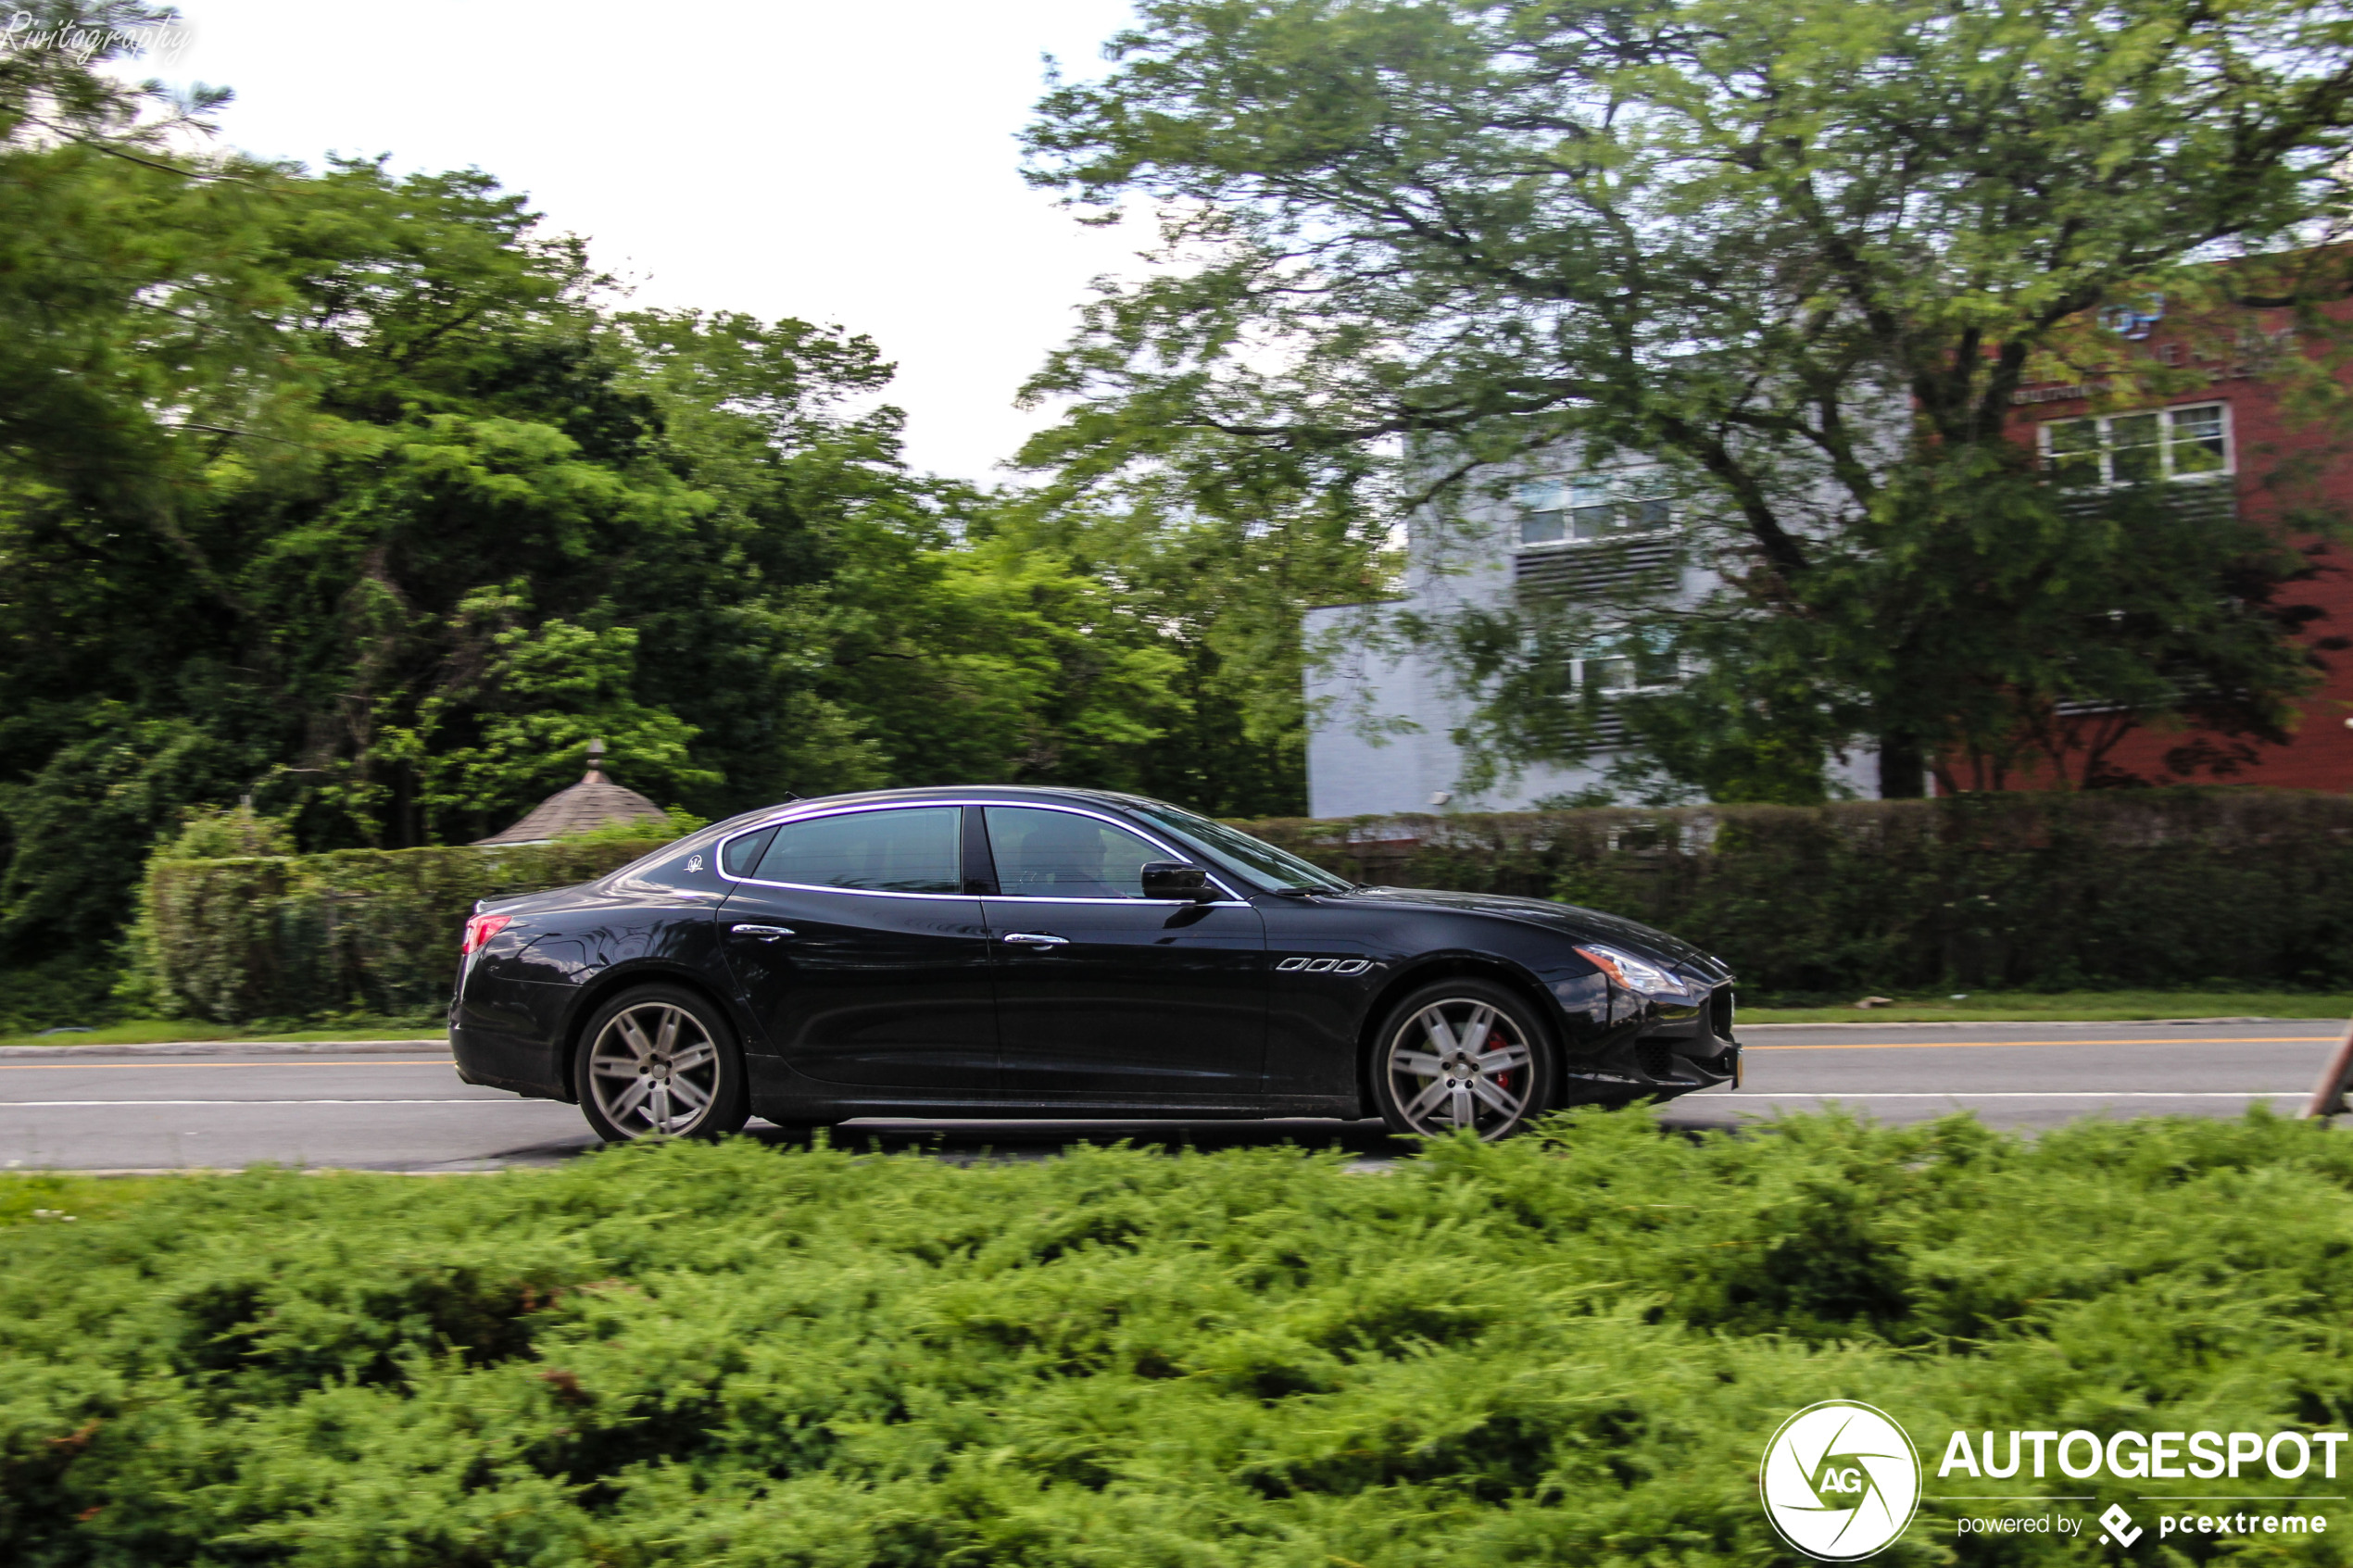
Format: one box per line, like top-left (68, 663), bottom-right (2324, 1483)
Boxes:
top-left (585, 1001), bottom-right (722, 1137)
top-left (1382, 997), bottom-right (1535, 1138)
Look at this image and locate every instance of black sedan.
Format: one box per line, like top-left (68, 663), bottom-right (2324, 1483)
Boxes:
top-left (451, 786), bottom-right (1739, 1142)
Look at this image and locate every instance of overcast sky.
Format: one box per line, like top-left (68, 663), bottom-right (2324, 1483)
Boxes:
top-left (156, 0), bottom-right (1148, 482)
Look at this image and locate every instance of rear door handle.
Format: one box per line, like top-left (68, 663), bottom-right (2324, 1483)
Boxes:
top-left (1001, 932), bottom-right (1068, 946)
top-left (730, 923), bottom-right (795, 941)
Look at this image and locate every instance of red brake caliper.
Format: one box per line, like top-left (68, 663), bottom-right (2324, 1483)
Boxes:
top-left (1485, 1025), bottom-right (1511, 1094)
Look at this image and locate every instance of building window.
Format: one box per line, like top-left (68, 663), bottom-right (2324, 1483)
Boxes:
top-left (1573, 628), bottom-right (1681, 694)
top-left (2041, 403), bottom-right (2229, 488)
top-left (1517, 467), bottom-right (1674, 546)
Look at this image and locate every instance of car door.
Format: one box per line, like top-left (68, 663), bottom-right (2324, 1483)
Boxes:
top-left (978, 804), bottom-right (1266, 1101)
top-left (717, 804), bottom-right (997, 1093)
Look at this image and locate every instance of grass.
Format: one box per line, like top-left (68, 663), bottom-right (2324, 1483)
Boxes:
top-left (3, 1110), bottom-right (2350, 1566)
top-left (1740, 987), bottom-right (2353, 1024)
top-left (0, 1019), bottom-right (446, 1049)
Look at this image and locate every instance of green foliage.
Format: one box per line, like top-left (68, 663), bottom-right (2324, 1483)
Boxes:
top-left (558, 805), bottom-right (710, 847)
top-left (0, 713), bottom-right (238, 962)
top-left (2, 1110), bottom-right (2351, 1564)
top-left (960, 496), bottom-right (1393, 815)
top-left (1249, 789), bottom-right (2353, 993)
top-left (0, 19), bottom-right (1359, 985)
top-left (140, 838), bottom-right (673, 1024)
top-left (106, 803), bottom-right (298, 1020)
top-left (1022, 0), bottom-right (2353, 795)
top-left (150, 803), bottom-right (296, 862)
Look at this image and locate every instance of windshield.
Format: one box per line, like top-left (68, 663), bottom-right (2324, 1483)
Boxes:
top-left (1126, 803), bottom-right (1352, 894)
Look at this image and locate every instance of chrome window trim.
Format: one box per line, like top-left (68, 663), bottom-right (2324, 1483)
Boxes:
top-left (979, 894), bottom-right (1252, 909)
top-left (713, 799), bottom-right (1250, 906)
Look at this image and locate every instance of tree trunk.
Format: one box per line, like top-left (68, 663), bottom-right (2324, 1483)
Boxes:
top-left (1878, 733), bottom-right (1927, 799)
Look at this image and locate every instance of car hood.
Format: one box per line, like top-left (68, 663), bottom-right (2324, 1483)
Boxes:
top-left (1331, 884), bottom-right (1730, 980)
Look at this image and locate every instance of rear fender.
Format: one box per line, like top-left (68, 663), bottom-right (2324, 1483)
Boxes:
top-left (553, 961), bottom-right (754, 1105)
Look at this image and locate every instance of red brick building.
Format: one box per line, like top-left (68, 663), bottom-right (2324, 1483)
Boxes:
top-left (1959, 295), bottom-right (2353, 792)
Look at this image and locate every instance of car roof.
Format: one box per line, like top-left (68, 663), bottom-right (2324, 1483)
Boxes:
top-left (673, 785), bottom-right (1181, 847)
top-left (746, 784), bottom-right (1166, 816)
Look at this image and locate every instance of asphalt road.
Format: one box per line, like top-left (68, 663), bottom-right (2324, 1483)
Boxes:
top-left (0, 1018), bottom-right (2343, 1173)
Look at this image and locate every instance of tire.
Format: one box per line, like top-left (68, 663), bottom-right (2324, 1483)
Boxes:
top-left (1368, 978), bottom-right (1557, 1140)
top-left (573, 985), bottom-right (751, 1142)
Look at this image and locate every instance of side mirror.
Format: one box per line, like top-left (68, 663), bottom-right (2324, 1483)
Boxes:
top-left (1140, 861), bottom-right (1218, 902)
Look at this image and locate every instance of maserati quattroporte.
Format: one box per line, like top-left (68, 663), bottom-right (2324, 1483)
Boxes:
top-left (450, 787), bottom-right (1740, 1141)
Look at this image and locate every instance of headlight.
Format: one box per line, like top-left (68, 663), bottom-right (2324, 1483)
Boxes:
top-left (1574, 943), bottom-right (1696, 1000)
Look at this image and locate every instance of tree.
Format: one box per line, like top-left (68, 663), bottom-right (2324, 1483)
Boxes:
top-left (0, 4), bottom-right (1370, 1014)
top-left (978, 473), bottom-right (1397, 817)
top-left (1023, 0), bottom-right (2353, 799)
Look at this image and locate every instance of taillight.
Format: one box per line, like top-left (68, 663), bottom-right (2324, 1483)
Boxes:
top-left (461, 914), bottom-right (512, 956)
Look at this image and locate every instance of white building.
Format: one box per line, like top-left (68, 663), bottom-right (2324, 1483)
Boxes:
top-left (1303, 457), bottom-right (1875, 817)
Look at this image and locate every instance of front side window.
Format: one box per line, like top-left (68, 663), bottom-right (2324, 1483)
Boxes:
top-left (750, 807), bottom-right (963, 894)
top-left (2044, 404), bottom-right (2229, 488)
top-left (984, 808), bottom-right (1165, 899)
top-left (1518, 467), bottom-right (1674, 546)
top-left (978, 809), bottom-right (1171, 893)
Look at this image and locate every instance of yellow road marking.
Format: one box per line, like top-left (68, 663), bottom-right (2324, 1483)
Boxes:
top-left (1748, 1035), bottom-right (2333, 1052)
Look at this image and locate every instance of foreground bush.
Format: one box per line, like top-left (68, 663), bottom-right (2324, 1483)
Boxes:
top-left (4, 1110), bottom-right (2351, 1565)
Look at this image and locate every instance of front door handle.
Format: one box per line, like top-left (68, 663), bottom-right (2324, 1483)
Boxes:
top-left (730, 923), bottom-right (795, 941)
top-left (1000, 932), bottom-right (1068, 946)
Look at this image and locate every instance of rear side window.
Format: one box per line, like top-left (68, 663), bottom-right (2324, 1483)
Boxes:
top-left (752, 808), bottom-right (963, 894)
top-left (720, 826), bottom-right (776, 878)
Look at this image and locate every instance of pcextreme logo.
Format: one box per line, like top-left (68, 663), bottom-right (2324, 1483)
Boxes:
top-left (1760, 1401), bottom-right (1923, 1561)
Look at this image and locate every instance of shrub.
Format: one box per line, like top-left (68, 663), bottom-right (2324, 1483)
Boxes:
top-left (142, 837), bottom-right (673, 1023)
top-left (2, 1110), bottom-right (2349, 1564)
top-left (131, 788), bottom-right (2353, 1024)
top-left (1249, 788), bottom-right (2353, 993)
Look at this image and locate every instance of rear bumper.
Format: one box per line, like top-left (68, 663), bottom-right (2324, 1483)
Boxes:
top-left (450, 1022), bottom-right (572, 1101)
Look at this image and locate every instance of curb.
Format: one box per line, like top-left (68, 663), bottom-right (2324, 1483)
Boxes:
top-left (0, 1039), bottom-right (450, 1060)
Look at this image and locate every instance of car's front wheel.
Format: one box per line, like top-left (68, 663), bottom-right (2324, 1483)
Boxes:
top-left (573, 985), bottom-right (750, 1142)
top-left (1369, 979), bottom-right (1557, 1140)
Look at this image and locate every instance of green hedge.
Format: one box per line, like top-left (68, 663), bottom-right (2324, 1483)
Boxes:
top-left (1252, 788), bottom-right (2353, 994)
top-left (140, 790), bottom-right (2353, 1024)
top-left (3, 1110), bottom-right (2350, 1564)
top-left (142, 839), bottom-right (671, 1023)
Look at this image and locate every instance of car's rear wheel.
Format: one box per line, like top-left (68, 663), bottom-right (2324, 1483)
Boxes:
top-left (1369, 979), bottom-right (1557, 1140)
top-left (574, 985), bottom-right (749, 1142)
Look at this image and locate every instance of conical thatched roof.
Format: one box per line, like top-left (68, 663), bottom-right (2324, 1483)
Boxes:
top-left (471, 741), bottom-right (669, 847)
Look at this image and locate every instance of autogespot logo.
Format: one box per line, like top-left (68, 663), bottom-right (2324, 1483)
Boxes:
top-left (1761, 1401), bottom-right (1923, 1561)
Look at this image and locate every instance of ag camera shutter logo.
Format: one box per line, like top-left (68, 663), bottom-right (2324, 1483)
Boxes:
top-left (1760, 1401), bottom-right (1922, 1560)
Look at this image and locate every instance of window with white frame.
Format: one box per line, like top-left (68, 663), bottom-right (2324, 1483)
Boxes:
top-left (1571, 627), bottom-right (1681, 694)
top-left (2040, 403), bottom-right (2230, 489)
top-left (1516, 467), bottom-right (1674, 546)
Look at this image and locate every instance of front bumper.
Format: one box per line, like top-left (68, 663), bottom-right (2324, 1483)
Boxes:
top-left (1560, 981), bottom-right (1740, 1104)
